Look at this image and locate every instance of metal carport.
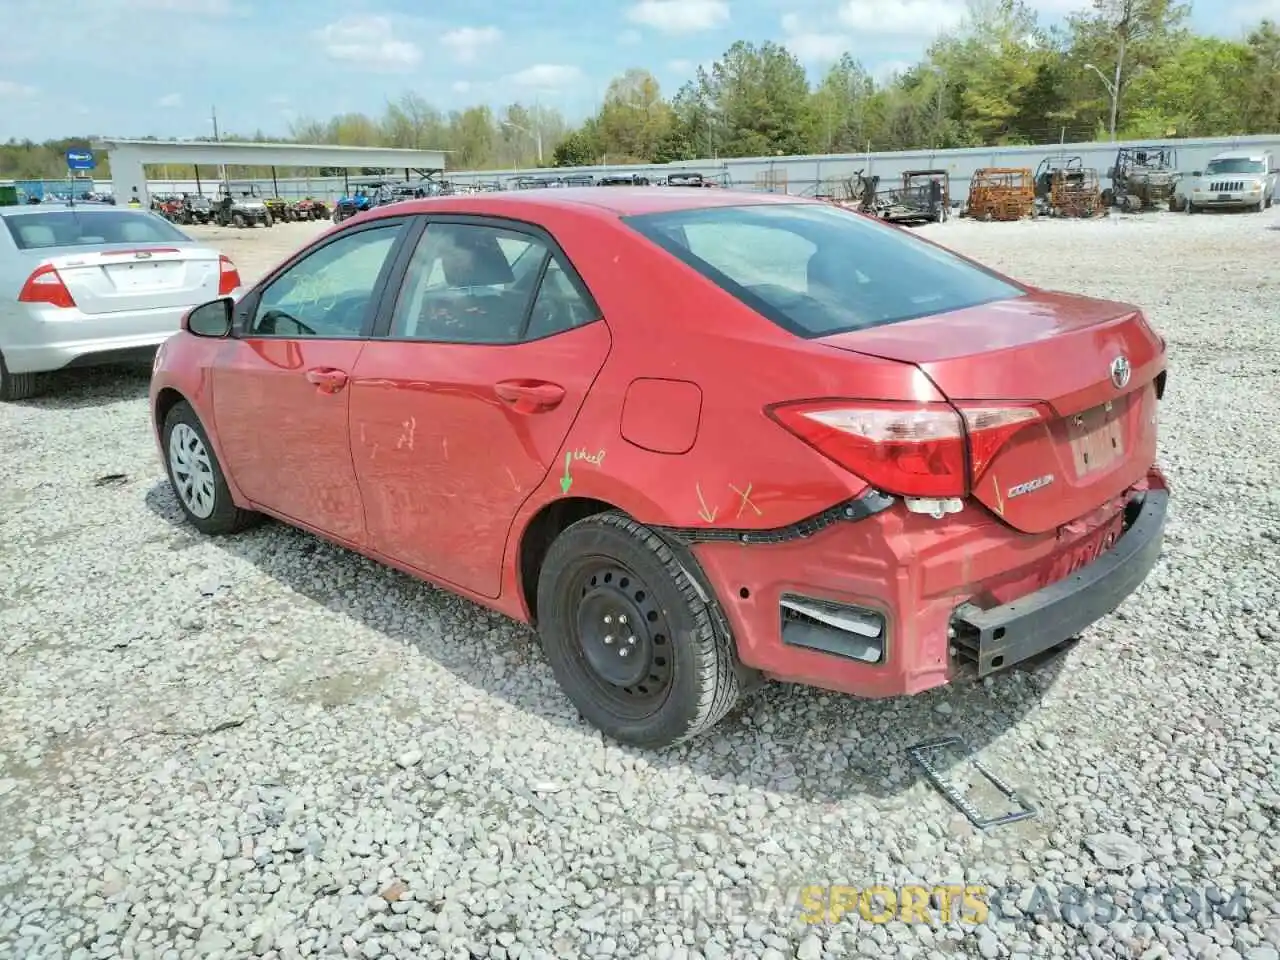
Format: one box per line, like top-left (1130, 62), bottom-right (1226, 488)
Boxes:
top-left (92, 138), bottom-right (447, 208)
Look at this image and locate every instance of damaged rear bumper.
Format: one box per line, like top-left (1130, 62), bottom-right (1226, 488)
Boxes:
top-left (949, 485), bottom-right (1168, 676)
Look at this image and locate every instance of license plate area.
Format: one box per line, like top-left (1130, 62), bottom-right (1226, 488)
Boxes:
top-left (105, 261), bottom-right (183, 291)
top-left (1066, 400), bottom-right (1126, 477)
top-left (1043, 513), bottom-right (1124, 586)
top-left (1217, 193), bottom-right (1231, 201)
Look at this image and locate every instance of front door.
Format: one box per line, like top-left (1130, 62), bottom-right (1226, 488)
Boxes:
top-left (212, 220), bottom-right (409, 545)
top-left (350, 217), bottom-right (611, 597)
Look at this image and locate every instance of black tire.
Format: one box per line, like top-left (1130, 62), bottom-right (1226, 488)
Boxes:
top-left (232, 212), bottom-right (246, 229)
top-left (1187, 202), bottom-right (1196, 214)
top-left (536, 512), bottom-right (741, 749)
top-left (263, 213), bottom-right (274, 227)
top-left (161, 400), bottom-right (259, 536)
top-left (0, 351), bottom-right (39, 401)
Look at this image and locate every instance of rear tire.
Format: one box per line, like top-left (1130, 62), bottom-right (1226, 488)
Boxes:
top-left (536, 512), bottom-right (741, 749)
top-left (161, 400), bottom-right (260, 536)
top-left (0, 352), bottom-right (39, 402)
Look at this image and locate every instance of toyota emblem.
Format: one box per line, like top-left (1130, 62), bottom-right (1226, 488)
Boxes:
top-left (1110, 355), bottom-right (1131, 389)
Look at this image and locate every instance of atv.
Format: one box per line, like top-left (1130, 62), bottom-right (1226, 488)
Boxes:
top-left (263, 195), bottom-right (292, 224)
top-left (1103, 146), bottom-right (1178, 212)
top-left (294, 197), bottom-right (330, 221)
top-left (180, 194), bottom-right (215, 225)
top-left (214, 182), bottom-right (274, 228)
top-left (332, 188), bottom-right (375, 223)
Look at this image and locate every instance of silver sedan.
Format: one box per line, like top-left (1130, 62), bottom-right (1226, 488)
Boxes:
top-left (0, 203), bottom-right (241, 401)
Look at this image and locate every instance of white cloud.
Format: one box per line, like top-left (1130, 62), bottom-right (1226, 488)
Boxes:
top-left (452, 80), bottom-right (472, 94)
top-left (507, 63), bottom-right (584, 90)
top-left (836, 0), bottom-right (966, 36)
top-left (268, 94), bottom-right (291, 106)
top-left (0, 80), bottom-right (37, 99)
top-left (871, 59), bottom-right (915, 84)
top-left (626, 0), bottom-right (729, 34)
top-left (441, 25), bottom-right (502, 63)
top-left (618, 29), bottom-right (643, 44)
top-left (313, 16), bottom-right (422, 71)
top-left (667, 58), bottom-right (694, 73)
top-left (781, 13), bottom-right (850, 63)
top-left (156, 92), bottom-right (182, 107)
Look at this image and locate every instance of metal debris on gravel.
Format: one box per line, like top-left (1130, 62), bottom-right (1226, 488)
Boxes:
top-left (1, 214), bottom-right (1278, 959)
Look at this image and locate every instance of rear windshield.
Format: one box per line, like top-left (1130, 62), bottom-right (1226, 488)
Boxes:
top-left (3, 210), bottom-right (190, 250)
top-left (624, 202), bottom-right (1023, 337)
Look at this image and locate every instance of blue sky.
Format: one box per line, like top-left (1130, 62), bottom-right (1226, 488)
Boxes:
top-left (0, 0), bottom-right (1264, 143)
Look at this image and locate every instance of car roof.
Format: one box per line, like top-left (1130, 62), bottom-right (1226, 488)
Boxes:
top-left (1211, 150), bottom-right (1268, 160)
top-left (0, 202), bottom-right (124, 218)
top-left (374, 186), bottom-right (810, 220)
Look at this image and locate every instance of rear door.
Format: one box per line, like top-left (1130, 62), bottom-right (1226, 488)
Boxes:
top-left (212, 218), bottom-right (411, 545)
top-left (818, 291), bottom-right (1164, 533)
top-left (349, 215), bottom-right (611, 598)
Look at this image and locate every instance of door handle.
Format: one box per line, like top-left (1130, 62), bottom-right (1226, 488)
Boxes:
top-left (306, 367), bottom-right (349, 393)
top-left (494, 379), bottom-right (565, 413)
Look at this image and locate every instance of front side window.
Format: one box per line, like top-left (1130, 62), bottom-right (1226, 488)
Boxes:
top-left (251, 224), bottom-right (403, 338)
top-left (625, 202), bottom-right (1024, 337)
top-left (389, 221), bottom-right (596, 344)
top-left (1204, 158), bottom-right (1267, 176)
top-left (3, 210), bottom-right (190, 250)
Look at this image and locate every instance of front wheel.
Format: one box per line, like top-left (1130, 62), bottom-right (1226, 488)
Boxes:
top-left (162, 400), bottom-right (260, 536)
top-left (536, 512), bottom-right (742, 749)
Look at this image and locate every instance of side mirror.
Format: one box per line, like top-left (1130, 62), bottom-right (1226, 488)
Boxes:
top-left (1105, 167), bottom-right (1116, 179)
top-left (183, 297), bottom-right (234, 338)
top-left (1191, 171), bottom-right (1202, 177)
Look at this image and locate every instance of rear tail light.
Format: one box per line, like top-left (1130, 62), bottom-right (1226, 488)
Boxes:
top-left (957, 405), bottom-right (1044, 481)
top-left (218, 255), bottom-right (241, 296)
top-left (17, 264), bottom-right (76, 309)
top-left (769, 400), bottom-right (1046, 498)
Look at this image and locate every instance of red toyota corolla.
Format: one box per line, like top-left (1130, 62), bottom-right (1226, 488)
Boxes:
top-left (149, 188), bottom-right (1169, 748)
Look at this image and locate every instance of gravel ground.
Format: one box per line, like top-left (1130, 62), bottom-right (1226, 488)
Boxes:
top-left (2, 210), bottom-right (1278, 960)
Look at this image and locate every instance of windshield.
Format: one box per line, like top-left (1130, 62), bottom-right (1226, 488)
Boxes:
top-left (624, 202), bottom-right (1023, 337)
top-left (3, 209), bottom-right (190, 250)
top-left (1204, 158), bottom-right (1267, 175)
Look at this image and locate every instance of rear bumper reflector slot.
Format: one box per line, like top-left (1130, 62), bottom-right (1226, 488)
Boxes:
top-left (780, 594), bottom-right (886, 664)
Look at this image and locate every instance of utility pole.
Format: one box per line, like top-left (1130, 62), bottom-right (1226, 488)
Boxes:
top-left (211, 105), bottom-right (226, 192)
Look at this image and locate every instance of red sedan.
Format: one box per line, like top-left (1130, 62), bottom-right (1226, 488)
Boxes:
top-left (149, 188), bottom-right (1169, 749)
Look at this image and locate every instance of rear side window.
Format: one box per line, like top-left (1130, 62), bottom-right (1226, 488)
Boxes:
top-left (624, 203), bottom-right (1023, 337)
top-left (3, 210), bottom-right (190, 250)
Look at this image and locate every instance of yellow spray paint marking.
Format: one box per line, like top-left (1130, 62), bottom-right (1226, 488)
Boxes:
top-left (695, 483), bottom-right (718, 523)
top-left (730, 482), bottom-right (762, 519)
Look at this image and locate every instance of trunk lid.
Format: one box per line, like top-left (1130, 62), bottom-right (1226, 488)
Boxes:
top-left (34, 244), bottom-right (222, 316)
top-left (817, 291), bottom-right (1164, 533)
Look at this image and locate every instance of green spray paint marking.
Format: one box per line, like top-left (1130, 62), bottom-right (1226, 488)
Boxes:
top-left (560, 452), bottom-right (573, 494)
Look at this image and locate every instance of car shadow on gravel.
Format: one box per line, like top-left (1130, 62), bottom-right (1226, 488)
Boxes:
top-left (143, 480), bottom-right (1065, 804)
top-left (15, 363), bottom-right (152, 409)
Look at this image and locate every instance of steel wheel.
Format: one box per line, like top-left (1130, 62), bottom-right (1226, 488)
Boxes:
top-left (569, 560), bottom-right (675, 719)
top-left (168, 422), bottom-right (216, 519)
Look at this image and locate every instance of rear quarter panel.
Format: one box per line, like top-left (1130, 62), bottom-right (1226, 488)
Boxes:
top-left (499, 205), bottom-right (942, 540)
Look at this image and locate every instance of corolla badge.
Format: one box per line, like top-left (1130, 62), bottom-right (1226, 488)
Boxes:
top-left (1110, 355), bottom-right (1132, 389)
top-left (1007, 474), bottom-right (1054, 499)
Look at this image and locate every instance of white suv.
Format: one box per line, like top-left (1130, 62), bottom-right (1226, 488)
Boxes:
top-left (1182, 150), bottom-right (1276, 213)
